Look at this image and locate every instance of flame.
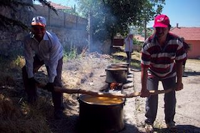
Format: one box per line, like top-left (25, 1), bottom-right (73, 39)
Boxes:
top-left (110, 83), bottom-right (120, 90)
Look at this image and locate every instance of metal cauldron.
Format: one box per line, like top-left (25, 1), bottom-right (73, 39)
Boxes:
top-left (78, 94), bottom-right (125, 133)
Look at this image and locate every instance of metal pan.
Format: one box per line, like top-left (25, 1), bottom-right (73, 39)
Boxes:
top-left (105, 67), bottom-right (128, 83)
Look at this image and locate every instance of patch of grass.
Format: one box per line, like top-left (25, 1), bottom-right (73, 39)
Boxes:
top-left (0, 55), bottom-right (25, 86)
top-left (0, 53), bottom-right (57, 133)
top-left (0, 55), bottom-right (25, 72)
top-left (112, 51), bottom-right (141, 69)
top-left (10, 56), bottom-right (25, 70)
top-left (132, 51), bottom-right (141, 61)
top-left (63, 46), bottom-right (78, 61)
top-left (0, 94), bottom-right (52, 133)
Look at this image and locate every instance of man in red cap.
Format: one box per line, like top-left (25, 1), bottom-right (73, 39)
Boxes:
top-left (22, 16), bottom-right (64, 119)
top-left (140, 14), bottom-right (187, 132)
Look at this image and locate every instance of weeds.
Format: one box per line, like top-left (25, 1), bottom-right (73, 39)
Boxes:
top-left (0, 45), bottom-right (80, 133)
top-left (0, 94), bottom-right (51, 133)
top-left (63, 44), bottom-right (78, 61)
top-left (0, 55), bottom-right (24, 72)
top-left (111, 51), bottom-right (141, 69)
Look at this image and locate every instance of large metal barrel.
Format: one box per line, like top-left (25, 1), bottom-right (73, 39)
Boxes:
top-left (78, 94), bottom-right (125, 133)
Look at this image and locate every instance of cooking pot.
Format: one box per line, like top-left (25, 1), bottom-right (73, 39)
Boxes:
top-left (110, 63), bottom-right (129, 67)
top-left (110, 63), bottom-right (129, 73)
top-left (78, 94), bottom-right (125, 133)
top-left (105, 67), bottom-right (128, 83)
top-left (107, 64), bottom-right (128, 70)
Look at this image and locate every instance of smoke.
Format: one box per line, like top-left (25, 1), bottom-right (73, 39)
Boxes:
top-left (33, 1), bottom-right (118, 55)
top-left (86, 1), bottom-right (117, 54)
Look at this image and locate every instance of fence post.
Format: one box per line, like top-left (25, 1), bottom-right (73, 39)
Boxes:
top-left (76, 15), bottom-right (78, 29)
top-left (64, 12), bottom-right (66, 27)
top-left (48, 7), bottom-right (51, 27)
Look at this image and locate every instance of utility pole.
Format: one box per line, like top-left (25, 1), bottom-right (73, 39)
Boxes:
top-left (48, 6), bottom-right (51, 28)
top-left (88, 10), bottom-right (92, 52)
top-left (144, 19), bottom-right (147, 40)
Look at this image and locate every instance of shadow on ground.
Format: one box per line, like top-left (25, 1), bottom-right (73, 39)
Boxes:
top-left (119, 123), bottom-right (139, 133)
top-left (154, 125), bottom-right (200, 133)
top-left (48, 115), bottom-right (79, 133)
top-left (184, 71), bottom-right (200, 77)
top-left (75, 118), bottom-right (139, 133)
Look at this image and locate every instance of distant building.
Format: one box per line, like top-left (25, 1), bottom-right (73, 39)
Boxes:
top-left (134, 34), bottom-right (145, 43)
top-left (170, 24), bottom-right (200, 59)
top-left (48, 1), bottom-right (71, 10)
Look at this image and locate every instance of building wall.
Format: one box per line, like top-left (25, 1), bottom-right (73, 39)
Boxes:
top-left (32, 5), bottom-right (87, 29)
top-left (48, 27), bottom-right (88, 54)
top-left (32, 5), bottom-right (88, 53)
top-left (0, 0), bottom-right (33, 57)
top-left (186, 40), bottom-right (200, 59)
top-left (0, 3), bottom-right (88, 57)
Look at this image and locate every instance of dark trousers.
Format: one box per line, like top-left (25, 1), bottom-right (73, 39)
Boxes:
top-left (22, 55), bottom-right (63, 111)
top-left (126, 51), bottom-right (131, 63)
top-left (145, 76), bottom-right (176, 124)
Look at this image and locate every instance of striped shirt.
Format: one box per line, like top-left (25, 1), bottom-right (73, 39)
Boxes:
top-left (141, 33), bottom-right (186, 79)
top-left (24, 31), bottom-right (63, 83)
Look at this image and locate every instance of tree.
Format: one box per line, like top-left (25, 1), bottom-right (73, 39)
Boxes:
top-left (0, 0), bottom-right (57, 30)
top-left (76, 0), bottom-right (165, 41)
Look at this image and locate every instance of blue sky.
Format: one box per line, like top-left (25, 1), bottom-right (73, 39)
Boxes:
top-left (153, 0), bottom-right (200, 27)
top-left (39, 0), bottom-right (200, 27)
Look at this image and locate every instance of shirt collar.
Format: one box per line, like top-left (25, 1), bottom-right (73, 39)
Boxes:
top-left (151, 33), bottom-right (171, 44)
top-left (43, 32), bottom-right (49, 41)
top-left (30, 31), bottom-right (49, 41)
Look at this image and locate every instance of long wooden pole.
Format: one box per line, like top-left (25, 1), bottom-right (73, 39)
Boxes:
top-left (36, 83), bottom-right (174, 98)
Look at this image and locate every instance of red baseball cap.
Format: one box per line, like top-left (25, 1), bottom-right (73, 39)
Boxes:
top-left (153, 14), bottom-right (170, 28)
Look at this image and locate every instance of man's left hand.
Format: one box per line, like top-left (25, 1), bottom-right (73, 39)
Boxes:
top-left (44, 82), bottom-right (54, 92)
top-left (175, 82), bottom-right (183, 91)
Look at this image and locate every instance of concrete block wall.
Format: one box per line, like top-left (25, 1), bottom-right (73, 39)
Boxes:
top-left (0, 0), bottom-right (33, 57)
top-left (0, 3), bottom-right (88, 57)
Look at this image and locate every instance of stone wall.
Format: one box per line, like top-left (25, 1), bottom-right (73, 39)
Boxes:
top-left (48, 27), bottom-right (88, 54)
top-left (0, 2), bottom-right (88, 57)
top-left (0, 0), bottom-right (33, 57)
top-left (33, 5), bottom-right (87, 29)
top-left (32, 4), bottom-right (88, 53)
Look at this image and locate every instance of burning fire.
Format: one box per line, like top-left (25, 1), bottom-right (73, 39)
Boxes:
top-left (110, 83), bottom-right (120, 90)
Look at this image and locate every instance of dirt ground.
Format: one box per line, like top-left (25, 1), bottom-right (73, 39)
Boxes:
top-left (46, 53), bottom-right (200, 133)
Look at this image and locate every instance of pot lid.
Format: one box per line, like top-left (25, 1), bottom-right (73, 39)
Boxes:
top-left (111, 63), bottom-right (129, 65)
top-left (105, 68), bottom-right (127, 71)
top-left (107, 65), bottom-right (127, 69)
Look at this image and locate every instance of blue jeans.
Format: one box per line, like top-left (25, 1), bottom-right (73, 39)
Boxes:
top-left (145, 76), bottom-right (176, 124)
